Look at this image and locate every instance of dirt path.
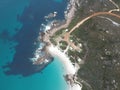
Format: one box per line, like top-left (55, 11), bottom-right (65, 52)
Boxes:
top-left (63, 12), bottom-right (120, 50)
top-left (108, 0), bottom-right (120, 13)
top-left (51, 0), bottom-right (120, 51)
top-left (69, 12), bottom-right (120, 34)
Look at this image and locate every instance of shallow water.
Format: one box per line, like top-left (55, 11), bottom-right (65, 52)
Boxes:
top-left (0, 57), bottom-right (68, 90)
top-left (0, 0), bottom-right (68, 90)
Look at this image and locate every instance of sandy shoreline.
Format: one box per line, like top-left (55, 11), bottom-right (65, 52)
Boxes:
top-left (47, 45), bottom-right (76, 75)
top-left (38, 0), bottom-right (120, 90)
top-left (47, 44), bottom-right (82, 90)
top-left (42, 0), bottom-right (82, 90)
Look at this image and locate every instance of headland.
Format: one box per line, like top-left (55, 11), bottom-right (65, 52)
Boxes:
top-left (32, 0), bottom-right (120, 90)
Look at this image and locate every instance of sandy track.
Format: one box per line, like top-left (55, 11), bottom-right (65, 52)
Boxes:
top-left (63, 12), bottom-right (120, 50)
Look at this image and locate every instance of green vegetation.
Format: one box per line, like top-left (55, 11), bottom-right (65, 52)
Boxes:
top-left (50, 38), bottom-right (57, 45)
top-left (51, 0), bottom-right (120, 89)
top-left (71, 17), bottom-right (120, 90)
top-left (59, 40), bottom-right (68, 50)
top-left (66, 7), bottom-right (86, 31)
top-left (67, 49), bottom-right (76, 63)
top-left (59, 41), bottom-right (68, 46)
top-left (53, 29), bottom-right (66, 38)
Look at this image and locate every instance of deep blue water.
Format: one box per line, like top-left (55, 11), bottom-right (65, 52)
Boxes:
top-left (0, 0), bottom-right (68, 90)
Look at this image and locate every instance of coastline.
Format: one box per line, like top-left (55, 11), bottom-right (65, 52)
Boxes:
top-left (33, 0), bottom-right (82, 89)
top-left (37, 0), bottom-right (120, 90)
top-left (43, 0), bottom-right (82, 90)
top-left (48, 0), bottom-right (78, 36)
top-left (47, 44), bottom-right (76, 75)
top-left (47, 44), bottom-right (82, 90)
top-left (43, 0), bottom-right (79, 71)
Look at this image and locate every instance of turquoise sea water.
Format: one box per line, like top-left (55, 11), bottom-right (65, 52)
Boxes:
top-left (54, 0), bottom-right (63, 3)
top-left (0, 0), bottom-right (68, 90)
top-left (0, 57), bottom-right (67, 90)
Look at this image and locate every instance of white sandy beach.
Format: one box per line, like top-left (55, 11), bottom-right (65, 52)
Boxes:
top-left (47, 44), bottom-right (82, 90)
top-left (47, 45), bottom-right (76, 75)
top-left (43, 0), bottom-right (82, 90)
top-left (69, 84), bottom-right (82, 90)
